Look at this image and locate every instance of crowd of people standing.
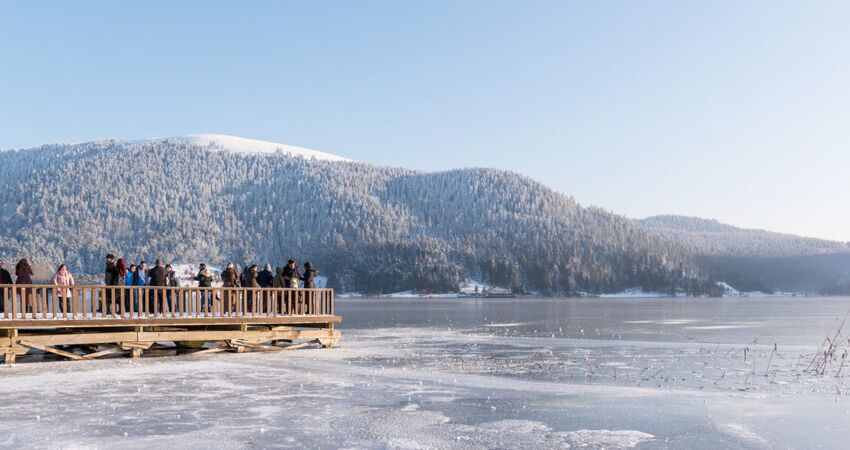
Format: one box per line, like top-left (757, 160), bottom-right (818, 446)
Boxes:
top-left (0, 255), bottom-right (318, 315)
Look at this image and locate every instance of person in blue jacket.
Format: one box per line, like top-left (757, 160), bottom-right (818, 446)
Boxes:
top-left (125, 264), bottom-right (146, 314)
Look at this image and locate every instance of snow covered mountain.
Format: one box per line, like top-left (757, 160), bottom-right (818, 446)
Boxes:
top-left (1, 137), bottom-right (848, 295)
top-left (0, 137), bottom-right (706, 295)
top-left (149, 134), bottom-right (353, 162)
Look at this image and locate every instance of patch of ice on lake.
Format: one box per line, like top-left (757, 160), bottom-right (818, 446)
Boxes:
top-left (623, 319), bottom-right (700, 325)
top-left (718, 423), bottom-right (769, 446)
top-left (561, 429), bottom-right (655, 448)
top-left (685, 323), bottom-right (761, 330)
top-left (482, 322), bottom-right (536, 328)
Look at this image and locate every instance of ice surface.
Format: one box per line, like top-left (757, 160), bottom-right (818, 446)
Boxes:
top-left (2, 297), bottom-right (850, 449)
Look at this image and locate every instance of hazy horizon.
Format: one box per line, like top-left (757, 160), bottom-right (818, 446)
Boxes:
top-left (2, 1), bottom-right (849, 240)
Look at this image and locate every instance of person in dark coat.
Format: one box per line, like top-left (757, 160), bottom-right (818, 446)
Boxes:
top-left (0, 260), bottom-right (12, 314)
top-left (194, 263), bottom-right (212, 287)
top-left (301, 262), bottom-right (319, 313)
top-left (16, 258), bottom-right (34, 313)
top-left (104, 254), bottom-right (121, 286)
top-left (273, 266), bottom-right (287, 314)
top-left (194, 263), bottom-right (213, 311)
top-left (258, 264), bottom-right (274, 288)
top-left (244, 265), bottom-right (260, 288)
top-left (244, 264), bottom-right (259, 312)
top-left (148, 260), bottom-right (168, 286)
top-left (257, 263), bottom-right (274, 312)
top-left (0, 261), bottom-right (12, 284)
top-left (166, 264), bottom-right (180, 287)
top-left (15, 258), bottom-right (34, 284)
top-left (273, 266), bottom-right (285, 288)
top-left (220, 263), bottom-right (239, 315)
top-left (221, 264), bottom-right (239, 287)
top-left (103, 254), bottom-right (122, 314)
top-left (164, 264), bottom-right (181, 313)
top-left (282, 260), bottom-right (301, 313)
top-left (282, 260), bottom-right (301, 289)
top-left (147, 259), bottom-right (168, 313)
top-left (302, 262), bottom-right (317, 289)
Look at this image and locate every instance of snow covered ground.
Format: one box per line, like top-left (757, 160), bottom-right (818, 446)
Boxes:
top-left (2, 297), bottom-right (850, 448)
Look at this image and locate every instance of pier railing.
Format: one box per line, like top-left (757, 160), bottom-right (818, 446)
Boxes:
top-left (0, 285), bottom-right (335, 320)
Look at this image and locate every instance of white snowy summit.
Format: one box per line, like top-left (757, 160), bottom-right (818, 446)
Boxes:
top-left (166, 134), bottom-right (353, 162)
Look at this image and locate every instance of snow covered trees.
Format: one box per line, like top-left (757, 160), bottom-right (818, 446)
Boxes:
top-left (0, 140), bottom-right (731, 295)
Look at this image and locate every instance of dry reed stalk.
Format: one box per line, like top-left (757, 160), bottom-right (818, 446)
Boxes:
top-left (764, 342), bottom-right (777, 376)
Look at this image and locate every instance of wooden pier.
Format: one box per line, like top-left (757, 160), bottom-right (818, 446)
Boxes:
top-left (0, 284), bottom-right (341, 364)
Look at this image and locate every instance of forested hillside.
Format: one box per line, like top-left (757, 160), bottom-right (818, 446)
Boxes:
top-left (638, 215), bottom-right (850, 293)
top-left (2, 139), bottom-right (847, 295)
top-left (638, 215), bottom-right (849, 257)
top-left (0, 139), bottom-right (714, 295)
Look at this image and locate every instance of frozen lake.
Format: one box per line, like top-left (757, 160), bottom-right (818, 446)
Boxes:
top-left (2, 297), bottom-right (850, 449)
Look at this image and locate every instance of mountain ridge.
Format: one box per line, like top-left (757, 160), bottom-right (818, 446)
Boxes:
top-left (640, 214), bottom-right (848, 244)
top-left (1, 136), bottom-right (848, 295)
top-left (0, 138), bottom-right (707, 295)
top-left (637, 214), bottom-right (850, 258)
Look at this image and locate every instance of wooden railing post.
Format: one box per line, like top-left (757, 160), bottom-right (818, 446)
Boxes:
top-left (51, 287), bottom-right (57, 319)
top-left (176, 287), bottom-right (182, 317)
top-left (31, 287), bottom-right (38, 319)
top-left (169, 287), bottom-right (175, 318)
top-left (142, 287), bottom-right (147, 317)
top-left (237, 289), bottom-right (243, 317)
top-left (42, 287), bottom-right (48, 318)
top-left (72, 286), bottom-right (78, 318)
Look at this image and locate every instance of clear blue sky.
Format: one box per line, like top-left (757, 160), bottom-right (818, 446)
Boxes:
top-left (2, 1), bottom-right (849, 241)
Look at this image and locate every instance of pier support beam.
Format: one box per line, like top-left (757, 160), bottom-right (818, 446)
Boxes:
top-left (1, 314), bottom-right (341, 364)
